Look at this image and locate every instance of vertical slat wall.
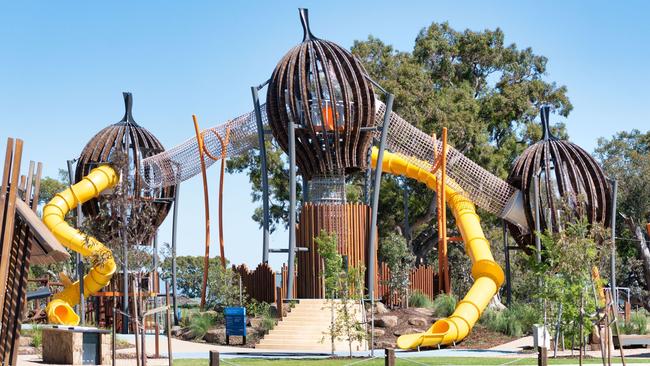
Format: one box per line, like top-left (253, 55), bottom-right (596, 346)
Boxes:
top-left (296, 203), bottom-right (376, 298)
top-left (378, 262), bottom-right (437, 308)
top-left (231, 263), bottom-right (296, 304)
top-left (0, 139), bottom-right (44, 365)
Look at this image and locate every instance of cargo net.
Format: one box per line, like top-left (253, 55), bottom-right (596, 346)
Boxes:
top-left (139, 98), bottom-right (517, 219)
top-left (373, 100), bottom-right (518, 218)
top-left (140, 107), bottom-right (263, 188)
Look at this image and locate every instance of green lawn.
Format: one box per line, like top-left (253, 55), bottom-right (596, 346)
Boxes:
top-left (173, 356), bottom-right (648, 365)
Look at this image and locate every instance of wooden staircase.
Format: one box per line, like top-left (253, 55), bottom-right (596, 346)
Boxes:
top-left (256, 299), bottom-right (367, 352)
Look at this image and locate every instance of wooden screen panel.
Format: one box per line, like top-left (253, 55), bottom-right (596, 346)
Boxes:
top-left (296, 203), bottom-right (376, 298)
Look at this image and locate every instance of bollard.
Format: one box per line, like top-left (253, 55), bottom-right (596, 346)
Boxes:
top-left (538, 346), bottom-right (548, 366)
top-left (385, 348), bottom-right (395, 366)
top-left (210, 350), bottom-right (220, 366)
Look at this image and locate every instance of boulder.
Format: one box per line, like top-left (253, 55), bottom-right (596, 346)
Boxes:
top-left (375, 302), bottom-right (390, 314)
top-left (393, 328), bottom-right (422, 337)
top-left (408, 317), bottom-right (427, 327)
top-left (372, 328), bottom-right (385, 337)
top-left (374, 315), bottom-right (398, 328)
top-left (375, 341), bottom-right (396, 349)
top-left (249, 317), bottom-right (264, 328)
top-left (203, 329), bottom-right (223, 343)
top-left (170, 326), bottom-right (182, 337)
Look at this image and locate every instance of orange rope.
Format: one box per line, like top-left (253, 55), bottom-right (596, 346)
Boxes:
top-left (192, 115), bottom-right (210, 310)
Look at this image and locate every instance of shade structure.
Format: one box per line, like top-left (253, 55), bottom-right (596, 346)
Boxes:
top-left (266, 8), bottom-right (375, 180)
top-left (75, 92), bottom-right (175, 241)
top-left (507, 106), bottom-right (611, 248)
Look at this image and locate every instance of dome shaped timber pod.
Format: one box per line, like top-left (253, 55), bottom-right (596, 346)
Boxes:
top-left (506, 106), bottom-right (611, 249)
top-left (266, 8), bottom-right (376, 181)
top-left (75, 92), bottom-right (175, 241)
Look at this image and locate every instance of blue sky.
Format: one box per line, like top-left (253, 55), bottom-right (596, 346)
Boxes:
top-left (1, 1), bottom-right (648, 270)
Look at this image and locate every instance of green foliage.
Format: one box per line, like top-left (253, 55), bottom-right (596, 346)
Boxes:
top-left (619, 310), bottom-right (650, 335)
top-left (259, 316), bottom-right (276, 335)
top-left (524, 215), bottom-right (603, 342)
top-left (246, 299), bottom-right (272, 318)
top-left (351, 22), bottom-right (571, 263)
top-left (480, 303), bottom-right (539, 337)
top-left (315, 230), bottom-right (343, 298)
top-left (409, 291), bottom-right (433, 308)
top-left (160, 255), bottom-right (240, 307)
top-left (432, 293), bottom-right (457, 317)
top-left (188, 312), bottom-right (216, 339)
top-left (22, 325), bottom-right (43, 348)
top-left (325, 265), bottom-right (368, 357)
top-left (379, 232), bottom-right (415, 307)
top-left (595, 129), bottom-right (650, 300)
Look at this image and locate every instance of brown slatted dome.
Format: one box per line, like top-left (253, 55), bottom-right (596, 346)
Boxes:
top-left (75, 92), bottom-right (175, 239)
top-left (266, 8), bottom-right (375, 180)
top-left (507, 106), bottom-right (611, 249)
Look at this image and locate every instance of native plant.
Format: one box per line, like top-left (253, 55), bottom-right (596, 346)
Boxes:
top-left (525, 213), bottom-right (604, 342)
top-left (379, 232), bottom-right (415, 307)
top-left (316, 230), bottom-right (369, 357)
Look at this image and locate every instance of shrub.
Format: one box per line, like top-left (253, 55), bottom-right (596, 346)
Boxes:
top-left (259, 316), bottom-right (276, 335)
top-left (432, 294), bottom-right (457, 317)
top-left (188, 313), bottom-right (216, 339)
top-left (409, 291), bottom-right (433, 308)
top-left (479, 303), bottom-right (539, 337)
top-left (619, 310), bottom-right (649, 335)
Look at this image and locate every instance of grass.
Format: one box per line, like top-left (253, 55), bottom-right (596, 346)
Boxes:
top-left (188, 312), bottom-right (216, 339)
top-left (172, 356), bottom-right (650, 365)
top-left (479, 303), bottom-right (539, 337)
top-left (619, 310), bottom-right (650, 335)
top-left (431, 293), bottom-right (457, 317)
top-left (409, 291), bottom-right (434, 308)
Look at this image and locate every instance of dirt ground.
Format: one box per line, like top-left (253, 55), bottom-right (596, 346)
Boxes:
top-left (373, 306), bottom-right (517, 350)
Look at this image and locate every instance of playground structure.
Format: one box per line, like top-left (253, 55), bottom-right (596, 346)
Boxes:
top-left (0, 7), bottom-right (617, 358)
top-left (0, 138), bottom-right (70, 366)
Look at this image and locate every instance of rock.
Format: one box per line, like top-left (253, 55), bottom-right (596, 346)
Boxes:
top-left (203, 329), bottom-right (223, 343)
top-left (375, 302), bottom-right (390, 314)
top-left (393, 328), bottom-right (422, 337)
top-left (180, 329), bottom-right (195, 340)
top-left (372, 328), bottom-right (385, 337)
top-left (408, 317), bottom-right (427, 327)
top-left (374, 315), bottom-right (398, 328)
top-left (170, 326), bottom-right (182, 336)
top-left (375, 341), bottom-right (396, 349)
top-left (249, 317), bottom-right (264, 328)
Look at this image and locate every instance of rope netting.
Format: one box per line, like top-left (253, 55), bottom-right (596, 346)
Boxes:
top-left (140, 100), bottom-right (521, 222)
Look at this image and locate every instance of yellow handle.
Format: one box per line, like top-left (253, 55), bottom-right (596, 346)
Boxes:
top-left (43, 165), bottom-right (118, 325)
top-left (371, 148), bottom-right (504, 349)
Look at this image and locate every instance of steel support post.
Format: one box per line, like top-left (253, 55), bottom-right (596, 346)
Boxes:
top-left (367, 94), bottom-right (394, 358)
top-left (503, 221), bottom-right (512, 306)
top-left (251, 85), bottom-right (271, 264)
top-left (286, 121), bottom-right (297, 299)
top-left (67, 159), bottom-right (85, 325)
top-left (610, 179), bottom-right (618, 308)
top-left (171, 184), bottom-right (179, 325)
top-left (368, 94), bottom-right (393, 301)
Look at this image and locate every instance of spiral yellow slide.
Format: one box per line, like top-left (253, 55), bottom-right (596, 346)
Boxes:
top-left (371, 148), bottom-right (505, 349)
top-left (42, 165), bottom-right (118, 325)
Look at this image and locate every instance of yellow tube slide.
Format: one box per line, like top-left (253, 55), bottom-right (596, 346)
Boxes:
top-left (42, 165), bottom-right (119, 325)
top-left (371, 148), bottom-right (504, 349)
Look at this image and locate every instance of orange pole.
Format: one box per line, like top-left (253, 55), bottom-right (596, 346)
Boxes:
top-left (192, 115), bottom-right (210, 310)
top-left (208, 128), bottom-right (231, 269)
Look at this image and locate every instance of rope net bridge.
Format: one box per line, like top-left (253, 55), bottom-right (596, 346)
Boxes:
top-left (140, 101), bottom-right (528, 230)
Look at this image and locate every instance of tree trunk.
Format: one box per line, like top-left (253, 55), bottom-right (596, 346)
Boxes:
top-left (625, 217), bottom-right (650, 310)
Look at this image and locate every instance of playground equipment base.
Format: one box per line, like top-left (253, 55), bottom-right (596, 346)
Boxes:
top-left (42, 326), bottom-right (111, 365)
